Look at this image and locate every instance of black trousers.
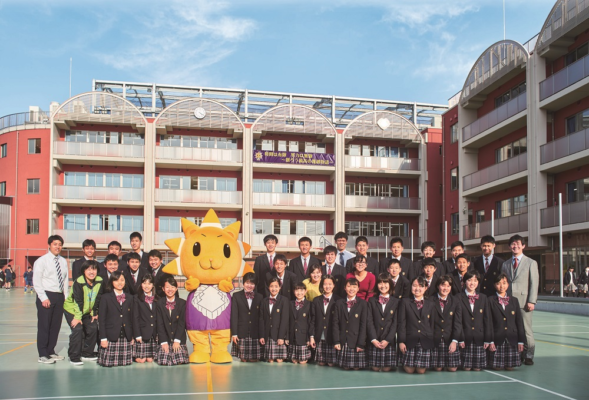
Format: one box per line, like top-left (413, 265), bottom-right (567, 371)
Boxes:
top-left (36, 291), bottom-right (65, 358)
top-left (64, 312), bottom-right (98, 360)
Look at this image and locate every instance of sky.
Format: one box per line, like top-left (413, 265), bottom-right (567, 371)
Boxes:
top-left (0, 0), bottom-right (556, 116)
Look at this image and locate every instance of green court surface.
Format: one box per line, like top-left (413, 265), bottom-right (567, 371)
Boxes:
top-left (0, 289), bottom-right (586, 400)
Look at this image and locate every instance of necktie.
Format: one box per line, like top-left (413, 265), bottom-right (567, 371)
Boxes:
top-left (54, 257), bottom-right (64, 292)
top-left (279, 277), bottom-right (283, 287)
top-left (327, 265), bottom-right (332, 275)
top-left (485, 258), bottom-right (489, 273)
top-left (426, 279), bottom-right (431, 288)
top-left (269, 254), bottom-right (274, 269)
top-left (166, 300), bottom-right (176, 311)
top-left (439, 298), bottom-right (447, 309)
top-left (339, 253), bottom-right (345, 268)
top-left (347, 299), bottom-right (356, 309)
top-left (132, 272), bottom-right (137, 284)
top-left (144, 295), bottom-right (154, 305)
top-left (152, 268), bottom-right (157, 277)
top-left (498, 296), bottom-right (510, 307)
top-left (245, 291), bottom-right (254, 300)
top-left (295, 300), bottom-right (304, 310)
top-left (513, 257), bottom-right (518, 270)
top-left (269, 298), bottom-right (277, 305)
top-left (468, 294), bottom-right (479, 305)
top-left (116, 293), bottom-right (126, 304)
top-left (379, 295), bottom-right (389, 305)
top-left (323, 297), bottom-right (330, 306)
top-left (303, 258), bottom-right (308, 274)
top-left (415, 300), bottom-right (424, 310)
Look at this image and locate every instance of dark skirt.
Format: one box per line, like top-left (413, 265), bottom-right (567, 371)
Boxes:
top-left (231, 337), bottom-right (261, 361)
top-left (98, 339), bottom-right (133, 367)
top-left (156, 344), bottom-right (189, 366)
top-left (265, 339), bottom-right (288, 360)
top-left (461, 342), bottom-right (486, 369)
top-left (400, 342), bottom-right (431, 369)
top-left (491, 340), bottom-right (521, 369)
top-left (338, 343), bottom-right (367, 369)
top-left (316, 340), bottom-right (338, 365)
top-left (134, 339), bottom-right (158, 360)
top-left (367, 343), bottom-right (397, 368)
top-left (431, 339), bottom-right (461, 368)
top-left (289, 344), bottom-right (311, 362)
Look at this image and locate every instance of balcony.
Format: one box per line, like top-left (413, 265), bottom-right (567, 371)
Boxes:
top-left (345, 236), bottom-right (421, 252)
top-left (541, 199), bottom-right (589, 231)
top-left (252, 234), bottom-right (332, 250)
top-left (540, 128), bottom-right (589, 172)
top-left (155, 146), bottom-right (243, 170)
top-left (53, 186), bottom-right (143, 205)
top-left (155, 231), bottom-right (243, 246)
top-left (252, 151), bottom-right (335, 174)
top-left (53, 141), bottom-right (144, 166)
top-left (155, 189), bottom-right (242, 210)
top-left (463, 213), bottom-right (528, 241)
top-left (54, 230), bottom-right (142, 247)
top-left (462, 152), bottom-right (527, 197)
top-left (539, 54), bottom-right (589, 110)
top-left (0, 111), bottom-right (50, 133)
top-left (462, 93), bottom-right (527, 148)
top-left (252, 193), bottom-right (335, 210)
top-left (344, 156), bottom-right (420, 177)
top-left (345, 196), bottom-right (421, 214)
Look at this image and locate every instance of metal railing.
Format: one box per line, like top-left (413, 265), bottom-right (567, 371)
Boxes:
top-left (53, 141), bottom-right (144, 158)
top-left (155, 231), bottom-right (242, 245)
top-left (155, 146), bottom-right (243, 163)
top-left (54, 230), bottom-right (143, 245)
top-left (345, 236), bottom-right (420, 251)
top-left (252, 234), bottom-right (330, 248)
top-left (155, 189), bottom-right (242, 205)
top-left (541, 199), bottom-right (589, 228)
top-left (463, 152), bottom-right (527, 192)
top-left (462, 92), bottom-right (527, 143)
top-left (540, 53), bottom-right (589, 100)
top-left (253, 193), bottom-right (334, 208)
top-left (344, 156), bottom-right (420, 171)
top-left (0, 111), bottom-right (51, 132)
top-left (540, 128), bottom-right (589, 164)
top-left (345, 196), bottom-right (420, 210)
top-left (54, 185), bottom-right (143, 202)
top-left (463, 213), bottom-right (528, 240)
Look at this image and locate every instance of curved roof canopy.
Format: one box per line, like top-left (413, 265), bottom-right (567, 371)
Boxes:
top-left (155, 98), bottom-right (245, 133)
top-left (535, 0), bottom-right (589, 59)
top-left (251, 104), bottom-right (337, 137)
top-left (343, 111), bottom-right (424, 144)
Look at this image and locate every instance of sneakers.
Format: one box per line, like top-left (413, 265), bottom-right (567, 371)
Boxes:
top-left (49, 354), bottom-right (65, 361)
top-left (81, 356), bottom-right (98, 361)
top-left (70, 359), bottom-right (84, 366)
top-left (38, 356), bottom-right (56, 364)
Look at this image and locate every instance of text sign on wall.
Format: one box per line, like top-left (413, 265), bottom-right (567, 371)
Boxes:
top-left (253, 150), bottom-right (335, 166)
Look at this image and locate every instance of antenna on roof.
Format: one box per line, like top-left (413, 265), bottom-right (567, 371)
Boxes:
top-left (69, 57), bottom-right (72, 98)
top-left (503, 0), bottom-right (506, 41)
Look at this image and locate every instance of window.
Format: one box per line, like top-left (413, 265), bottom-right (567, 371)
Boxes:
top-left (305, 142), bottom-right (326, 154)
top-left (451, 213), bottom-right (459, 235)
top-left (495, 137), bottom-right (527, 163)
top-left (26, 219), bottom-right (39, 234)
top-left (495, 194), bottom-right (528, 218)
top-left (450, 124), bottom-right (458, 143)
top-left (566, 178), bottom-right (589, 203)
top-left (253, 219), bottom-right (325, 235)
top-left (65, 130), bottom-right (124, 144)
top-left (345, 182), bottom-right (408, 197)
top-left (27, 179), bottom-right (40, 194)
top-left (161, 135), bottom-right (237, 149)
top-left (345, 144), bottom-right (408, 158)
top-left (64, 214), bottom-right (86, 230)
top-left (0, 182), bottom-right (5, 196)
top-left (28, 139), bottom-right (41, 154)
top-left (565, 108), bottom-right (589, 135)
top-left (450, 168), bottom-right (458, 191)
top-left (494, 82), bottom-right (526, 108)
top-left (345, 221), bottom-right (407, 237)
top-left (565, 42), bottom-right (589, 66)
top-left (0, 143), bottom-right (6, 158)
top-left (253, 179), bottom-right (325, 195)
top-left (476, 210), bottom-right (485, 223)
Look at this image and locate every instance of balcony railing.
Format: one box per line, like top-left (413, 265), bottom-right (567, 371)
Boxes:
top-left (54, 186), bottom-right (143, 202)
top-left (155, 189), bottom-right (242, 205)
top-left (156, 231), bottom-right (242, 245)
top-left (540, 53), bottom-right (589, 100)
top-left (541, 199), bottom-right (589, 228)
top-left (253, 193), bottom-right (334, 208)
top-left (345, 156), bottom-right (420, 171)
top-left (53, 141), bottom-right (144, 158)
top-left (0, 111), bottom-right (50, 131)
top-left (252, 234), bottom-right (331, 248)
top-left (462, 93), bottom-right (527, 142)
top-left (345, 196), bottom-right (420, 210)
top-left (345, 236), bottom-right (420, 251)
top-left (540, 128), bottom-right (589, 164)
top-left (54, 230), bottom-right (142, 245)
top-left (155, 146), bottom-right (243, 163)
top-left (463, 152), bottom-right (527, 192)
top-left (463, 213), bottom-right (528, 240)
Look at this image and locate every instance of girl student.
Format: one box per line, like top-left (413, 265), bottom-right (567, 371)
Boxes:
top-left (457, 270), bottom-right (492, 371)
top-left (289, 282), bottom-right (312, 364)
top-left (156, 275), bottom-right (189, 366)
top-left (98, 271), bottom-right (135, 367)
top-left (309, 274), bottom-right (340, 366)
top-left (302, 265), bottom-right (322, 302)
top-left (346, 254), bottom-right (375, 301)
top-left (366, 273), bottom-right (399, 372)
top-left (333, 278), bottom-right (368, 370)
top-left (230, 272), bottom-right (263, 362)
top-left (488, 273), bottom-right (525, 371)
top-left (63, 260), bottom-right (103, 365)
top-left (398, 276), bottom-right (435, 374)
top-left (388, 259), bottom-right (410, 299)
top-left (259, 277), bottom-right (289, 363)
top-left (133, 274), bottom-right (159, 363)
top-left (430, 275), bottom-right (462, 372)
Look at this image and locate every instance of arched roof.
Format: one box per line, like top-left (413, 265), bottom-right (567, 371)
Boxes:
top-left (154, 98), bottom-right (245, 133)
top-left (343, 111), bottom-right (424, 144)
top-left (535, 0), bottom-right (589, 55)
top-left (251, 104), bottom-right (337, 137)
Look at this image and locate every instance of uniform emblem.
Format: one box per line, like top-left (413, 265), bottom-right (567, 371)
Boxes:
top-left (480, 309), bottom-right (483, 313)
top-left (427, 315), bottom-right (430, 318)
top-left (450, 311), bottom-right (453, 315)
top-left (512, 311), bottom-right (515, 315)
top-left (303, 313), bottom-right (306, 317)
top-left (402, 272), bottom-right (406, 275)
top-left (355, 314), bottom-right (358, 318)
top-left (277, 309), bottom-right (280, 312)
top-left (390, 310), bottom-right (394, 314)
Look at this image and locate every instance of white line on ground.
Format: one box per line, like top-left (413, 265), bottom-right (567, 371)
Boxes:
top-left (484, 370), bottom-right (576, 400)
top-left (533, 325), bottom-right (589, 328)
top-left (536, 331), bottom-right (589, 334)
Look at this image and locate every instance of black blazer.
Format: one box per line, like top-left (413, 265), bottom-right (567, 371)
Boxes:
top-left (265, 270), bottom-right (296, 300)
top-left (410, 260), bottom-right (444, 282)
top-left (230, 290), bottom-right (263, 339)
top-left (322, 263), bottom-right (346, 298)
top-left (398, 297), bottom-right (435, 350)
top-left (450, 270), bottom-right (466, 296)
top-left (253, 254), bottom-right (274, 295)
top-left (149, 265), bottom-right (172, 298)
top-left (259, 295), bottom-right (289, 341)
top-left (72, 258), bottom-right (92, 281)
top-left (429, 295), bottom-right (462, 344)
top-left (289, 299), bottom-right (311, 346)
top-left (98, 291), bottom-right (134, 342)
top-left (333, 298), bottom-right (368, 349)
top-left (123, 266), bottom-right (149, 296)
top-left (443, 259), bottom-right (455, 275)
top-left (488, 295), bottom-right (525, 347)
top-left (346, 255), bottom-right (379, 276)
top-left (155, 297), bottom-right (187, 345)
top-left (423, 276), bottom-right (438, 299)
top-left (122, 251), bottom-right (150, 270)
top-left (458, 292), bottom-right (492, 346)
top-left (579, 271), bottom-right (589, 285)
top-left (391, 275), bottom-right (411, 299)
top-left (289, 255), bottom-right (321, 282)
top-left (367, 296), bottom-right (399, 344)
top-left (473, 255), bottom-right (504, 297)
top-left (309, 294), bottom-right (340, 344)
top-left (564, 271), bottom-right (578, 285)
top-left (380, 256), bottom-right (414, 278)
top-left (133, 294), bottom-right (157, 341)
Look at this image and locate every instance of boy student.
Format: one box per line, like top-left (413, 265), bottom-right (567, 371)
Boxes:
top-left (450, 254), bottom-right (470, 295)
top-left (24, 266), bottom-right (34, 293)
top-left (473, 235), bottom-right (504, 297)
top-left (421, 258), bottom-right (438, 298)
top-left (443, 241), bottom-right (465, 275)
top-left (321, 245), bottom-right (346, 297)
top-left (123, 252), bottom-right (148, 295)
top-left (148, 249), bottom-right (171, 298)
top-left (100, 254), bottom-right (121, 284)
top-left (265, 254), bottom-right (296, 300)
top-left (289, 237), bottom-right (321, 282)
top-left (72, 239), bottom-right (96, 281)
top-left (379, 237), bottom-right (413, 277)
top-left (501, 235), bottom-right (539, 366)
top-left (410, 241), bottom-right (443, 281)
top-left (334, 231), bottom-right (355, 269)
top-left (253, 234), bottom-right (279, 295)
top-left (99, 241), bottom-right (123, 273)
top-left (122, 232), bottom-right (150, 270)
top-left (345, 236), bottom-right (379, 275)
top-left (388, 258), bottom-right (410, 299)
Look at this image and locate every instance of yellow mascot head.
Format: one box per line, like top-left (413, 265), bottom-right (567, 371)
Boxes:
top-left (162, 209), bottom-right (252, 284)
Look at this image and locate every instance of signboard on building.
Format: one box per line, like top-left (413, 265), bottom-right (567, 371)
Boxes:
top-left (253, 150), bottom-right (335, 166)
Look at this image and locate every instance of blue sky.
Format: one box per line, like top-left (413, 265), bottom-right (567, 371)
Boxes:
top-left (0, 0), bottom-right (556, 115)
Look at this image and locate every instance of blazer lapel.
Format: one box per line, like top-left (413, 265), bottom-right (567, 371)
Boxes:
top-left (498, 297), bottom-right (507, 317)
top-left (461, 294), bottom-right (473, 316)
top-left (410, 300), bottom-right (421, 319)
top-left (435, 298), bottom-right (444, 318)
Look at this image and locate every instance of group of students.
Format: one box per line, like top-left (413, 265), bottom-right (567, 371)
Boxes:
top-left (563, 265), bottom-right (589, 298)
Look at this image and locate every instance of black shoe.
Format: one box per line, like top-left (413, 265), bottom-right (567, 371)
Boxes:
top-left (524, 358), bottom-right (534, 365)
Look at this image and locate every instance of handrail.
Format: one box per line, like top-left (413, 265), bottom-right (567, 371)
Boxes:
top-left (0, 111), bottom-right (50, 131)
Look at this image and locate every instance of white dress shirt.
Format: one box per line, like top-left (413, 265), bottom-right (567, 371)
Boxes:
top-left (33, 252), bottom-right (69, 302)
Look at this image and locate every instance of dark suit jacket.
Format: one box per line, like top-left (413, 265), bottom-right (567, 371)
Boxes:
top-left (289, 255), bottom-right (321, 282)
top-left (409, 259), bottom-right (444, 282)
top-left (333, 298), bottom-right (368, 349)
top-left (450, 270), bottom-right (466, 296)
top-left (253, 254), bottom-right (273, 295)
top-left (564, 271), bottom-right (578, 285)
top-left (458, 292), bottom-right (492, 345)
top-left (398, 297), bottom-right (435, 350)
top-left (123, 266), bottom-right (149, 296)
top-left (230, 290), bottom-right (263, 339)
top-left (265, 270), bottom-right (296, 300)
top-left (345, 255), bottom-right (379, 276)
top-left (367, 296), bottom-right (399, 344)
top-left (259, 295), bottom-right (290, 341)
top-left (322, 263), bottom-right (346, 298)
top-left (122, 251), bottom-right (150, 270)
top-left (149, 265), bottom-right (171, 298)
top-left (379, 256), bottom-right (413, 278)
top-left (423, 277), bottom-right (438, 298)
top-left (133, 294), bottom-right (157, 341)
top-left (98, 291), bottom-right (134, 342)
top-left (429, 295), bottom-right (462, 344)
top-left (391, 275), bottom-right (411, 299)
top-left (72, 258), bottom-right (98, 282)
top-left (488, 295), bottom-right (525, 347)
top-left (473, 255), bottom-right (504, 297)
top-left (155, 297), bottom-right (187, 345)
top-left (289, 299), bottom-right (312, 346)
top-left (443, 258), bottom-right (455, 275)
top-left (309, 294), bottom-right (340, 344)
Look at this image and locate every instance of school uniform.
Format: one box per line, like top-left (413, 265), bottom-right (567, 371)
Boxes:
top-left (409, 259), bottom-right (443, 282)
top-left (391, 275), bottom-right (411, 299)
top-left (322, 262), bottom-right (346, 298)
top-left (309, 293), bottom-right (340, 365)
top-left (259, 294), bottom-right (290, 360)
top-left (133, 292), bottom-right (158, 361)
top-left (123, 266), bottom-right (149, 296)
top-left (230, 290), bottom-right (263, 361)
top-left (450, 270), bottom-right (466, 296)
top-left (253, 253), bottom-right (275, 296)
top-left (578, 269), bottom-right (589, 293)
top-left (98, 291), bottom-right (134, 367)
top-left (345, 255), bottom-right (379, 276)
top-left (289, 298), bottom-right (312, 362)
top-left (422, 276), bottom-right (438, 298)
top-left (333, 297), bottom-right (368, 369)
top-left (289, 255), bottom-right (321, 283)
top-left (398, 297), bottom-right (435, 368)
top-left (458, 291), bottom-right (492, 369)
top-left (442, 258), bottom-right (456, 275)
top-left (367, 295), bottom-right (399, 368)
top-left (122, 251), bottom-right (150, 271)
top-left (149, 265), bottom-right (171, 299)
top-left (429, 294), bottom-right (462, 369)
top-left (564, 271), bottom-right (578, 293)
top-left (379, 255), bottom-right (413, 278)
top-left (488, 294), bottom-right (525, 369)
top-left (265, 269), bottom-right (296, 300)
top-left (155, 297), bottom-right (189, 366)
top-left (71, 257), bottom-right (95, 282)
top-left (473, 255), bottom-right (504, 297)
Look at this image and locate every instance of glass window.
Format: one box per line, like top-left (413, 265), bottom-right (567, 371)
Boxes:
top-left (450, 124), bottom-right (458, 143)
top-left (160, 176), bottom-right (181, 190)
top-left (64, 172), bottom-right (85, 186)
top-left (121, 133), bottom-right (144, 145)
top-left (105, 174), bottom-right (121, 187)
top-left (122, 216), bottom-right (143, 231)
top-left (451, 213), bottom-right (459, 235)
top-left (0, 181), bottom-right (5, 196)
top-left (160, 217), bottom-right (181, 233)
top-left (64, 214), bottom-right (86, 230)
top-left (347, 144), bottom-right (360, 156)
top-left (476, 210), bottom-right (485, 223)
top-left (289, 141), bottom-right (299, 152)
top-left (27, 179), bottom-right (40, 194)
top-left (0, 143), bottom-right (6, 158)
top-left (26, 219), bottom-right (39, 234)
top-left (294, 181), bottom-right (304, 194)
top-left (198, 177), bottom-right (214, 191)
top-left (450, 168), bottom-right (458, 191)
top-left (261, 140), bottom-right (273, 151)
top-left (277, 141), bottom-right (287, 152)
top-left (28, 138), bottom-right (41, 154)
top-left (87, 173), bottom-right (103, 187)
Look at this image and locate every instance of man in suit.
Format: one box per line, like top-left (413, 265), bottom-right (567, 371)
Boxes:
top-left (121, 232), bottom-right (150, 270)
top-left (379, 237), bottom-right (413, 278)
top-left (442, 241), bottom-right (465, 275)
top-left (501, 234), bottom-right (539, 366)
top-left (345, 236), bottom-right (379, 275)
top-left (72, 239), bottom-right (97, 281)
top-left (123, 252), bottom-right (148, 295)
top-left (322, 245), bottom-right (346, 298)
top-left (334, 231), bottom-right (355, 269)
top-left (289, 237), bottom-right (321, 282)
top-left (253, 234), bottom-right (278, 295)
top-left (147, 249), bottom-right (170, 298)
top-left (410, 241), bottom-right (443, 282)
top-left (473, 235), bottom-right (504, 297)
top-left (265, 254), bottom-right (296, 300)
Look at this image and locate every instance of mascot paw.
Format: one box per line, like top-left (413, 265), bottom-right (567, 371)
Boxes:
top-left (185, 277), bottom-right (201, 292)
top-left (189, 351), bottom-right (211, 364)
top-left (210, 351), bottom-right (233, 364)
top-left (218, 279), bottom-right (233, 293)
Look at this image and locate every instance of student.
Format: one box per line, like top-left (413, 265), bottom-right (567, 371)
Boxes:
top-left (344, 236), bottom-right (379, 275)
top-left (63, 260), bottom-right (103, 365)
top-left (387, 259), bottom-right (410, 299)
top-left (333, 278), bottom-right (368, 370)
top-left (430, 275), bottom-right (462, 372)
top-left (564, 266), bottom-right (578, 297)
top-left (265, 254), bottom-right (296, 300)
top-left (123, 252), bottom-right (148, 296)
top-left (309, 275), bottom-right (340, 366)
top-left (72, 239), bottom-right (97, 282)
top-left (488, 273), bottom-right (525, 371)
top-left (303, 265), bottom-right (322, 302)
top-left (289, 282), bottom-right (312, 364)
top-left (148, 250), bottom-right (171, 298)
top-left (289, 237), bottom-right (321, 282)
top-left (322, 245), bottom-right (346, 298)
top-left (99, 241), bottom-right (123, 274)
top-left (346, 254), bottom-right (376, 301)
top-left (334, 231), bottom-right (355, 268)
top-left (458, 270), bottom-right (491, 371)
top-left (367, 273), bottom-right (399, 372)
top-left (379, 237), bottom-right (414, 277)
top-left (450, 254), bottom-right (470, 295)
top-left (230, 272), bottom-right (263, 362)
top-left (473, 235), bottom-right (504, 297)
top-left (4, 265), bottom-right (13, 290)
top-left (398, 277), bottom-right (435, 374)
top-left (259, 277), bottom-right (290, 363)
top-left (100, 254), bottom-right (122, 284)
top-left (156, 276), bottom-right (189, 366)
top-left (421, 258), bottom-right (438, 298)
top-left (578, 266), bottom-right (589, 298)
top-left (0, 268), bottom-right (4, 289)
top-left (253, 234), bottom-right (279, 295)
top-left (24, 266), bottom-right (34, 294)
top-left (443, 241), bottom-right (465, 275)
top-left (133, 274), bottom-right (159, 364)
top-left (122, 232), bottom-right (150, 270)
top-left (410, 241), bottom-right (443, 281)
top-left (98, 271), bottom-right (134, 367)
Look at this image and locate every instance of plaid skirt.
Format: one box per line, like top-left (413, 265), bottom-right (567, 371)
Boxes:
top-left (265, 339), bottom-right (288, 360)
top-left (231, 337), bottom-right (261, 361)
top-left (156, 344), bottom-right (189, 366)
top-left (316, 340), bottom-right (338, 365)
top-left (338, 343), bottom-right (367, 369)
top-left (431, 339), bottom-right (461, 368)
top-left (461, 342), bottom-right (486, 369)
top-left (134, 339), bottom-right (158, 360)
top-left (98, 339), bottom-right (133, 367)
top-left (564, 283), bottom-right (577, 292)
top-left (579, 284), bottom-right (588, 292)
top-left (400, 342), bottom-right (431, 369)
top-left (367, 343), bottom-right (396, 368)
top-left (491, 340), bottom-right (521, 369)
top-left (289, 344), bottom-right (311, 362)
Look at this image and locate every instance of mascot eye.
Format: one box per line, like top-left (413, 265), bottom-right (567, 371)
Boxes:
top-left (223, 243), bottom-right (231, 258)
top-left (193, 242), bottom-right (201, 257)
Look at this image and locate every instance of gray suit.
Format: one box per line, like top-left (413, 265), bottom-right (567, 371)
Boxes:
top-left (501, 255), bottom-right (539, 359)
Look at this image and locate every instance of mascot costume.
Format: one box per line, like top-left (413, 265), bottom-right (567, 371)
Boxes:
top-left (162, 209), bottom-right (252, 363)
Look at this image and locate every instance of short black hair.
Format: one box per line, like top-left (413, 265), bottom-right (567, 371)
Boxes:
top-left (319, 275), bottom-right (336, 294)
top-left (267, 277), bottom-right (281, 289)
top-left (455, 254), bottom-right (469, 263)
top-left (387, 258), bottom-right (401, 268)
top-left (148, 249), bottom-right (162, 260)
top-left (508, 234), bottom-right (525, 246)
top-left (308, 264), bottom-right (322, 277)
top-left (162, 275), bottom-right (178, 289)
top-left (106, 270), bottom-right (126, 292)
top-left (422, 257), bottom-right (437, 268)
top-left (127, 252), bottom-right (141, 262)
top-left (345, 277), bottom-right (359, 287)
top-left (355, 236), bottom-right (368, 246)
top-left (108, 241), bottom-right (122, 250)
top-left (374, 273), bottom-right (394, 296)
top-left (412, 276), bottom-right (427, 288)
top-left (334, 232), bottom-right (348, 241)
top-left (263, 234), bottom-right (278, 244)
top-left (243, 272), bottom-right (256, 284)
top-left (389, 237), bottom-right (404, 248)
top-left (48, 235), bottom-right (64, 246)
top-left (450, 241), bottom-right (464, 250)
top-left (352, 254), bottom-right (367, 272)
top-left (104, 254), bottom-right (119, 264)
top-left (298, 236), bottom-right (312, 246)
top-left (480, 235), bottom-right (496, 245)
top-left (129, 232), bottom-right (143, 242)
top-left (323, 245), bottom-right (337, 256)
top-left (80, 260), bottom-right (99, 276)
top-left (82, 239), bottom-right (96, 249)
top-left (494, 272), bottom-right (509, 284)
top-left (137, 274), bottom-right (159, 302)
top-left (420, 241), bottom-right (436, 253)
top-left (294, 281), bottom-right (307, 291)
top-left (463, 270), bottom-right (481, 283)
top-left (435, 275), bottom-right (453, 288)
top-left (273, 254), bottom-right (288, 266)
